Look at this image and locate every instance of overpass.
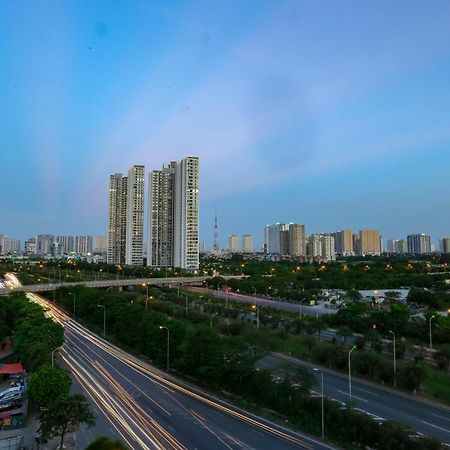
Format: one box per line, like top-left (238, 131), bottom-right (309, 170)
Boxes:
top-left (0, 276), bottom-right (216, 295)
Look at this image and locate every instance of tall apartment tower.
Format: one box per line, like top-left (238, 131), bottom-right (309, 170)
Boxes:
top-left (75, 236), bottom-right (93, 255)
top-left (407, 233), bottom-right (432, 253)
top-left (56, 236), bottom-right (74, 254)
top-left (288, 223), bottom-right (306, 256)
top-left (332, 230), bottom-right (353, 255)
top-left (228, 235), bottom-right (240, 253)
top-left (107, 173), bottom-right (128, 264)
top-left (242, 235), bottom-right (254, 253)
top-left (148, 156), bottom-right (199, 271)
top-left (440, 237), bottom-right (450, 253)
top-left (125, 165), bottom-right (145, 266)
top-left (264, 223), bottom-right (289, 254)
top-left (358, 229), bottom-right (382, 255)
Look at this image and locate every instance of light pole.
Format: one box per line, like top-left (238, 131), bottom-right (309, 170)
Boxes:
top-left (252, 304), bottom-right (259, 329)
top-left (299, 298), bottom-right (306, 318)
top-left (348, 345), bottom-right (357, 402)
top-left (159, 326), bottom-right (170, 371)
top-left (429, 315), bottom-right (435, 350)
top-left (251, 286), bottom-right (256, 296)
top-left (184, 295), bottom-right (189, 317)
top-left (146, 296), bottom-right (153, 309)
top-left (389, 330), bottom-right (397, 388)
top-left (68, 292), bottom-right (76, 318)
top-left (97, 305), bottom-right (106, 336)
top-left (51, 345), bottom-right (63, 367)
top-left (313, 368), bottom-right (325, 438)
top-left (210, 312), bottom-right (218, 328)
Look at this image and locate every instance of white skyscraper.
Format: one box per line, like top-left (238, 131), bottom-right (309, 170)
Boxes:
top-left (264, 223), bottom-right (289, 254)
top-left (228, 235), bottom-right (240, 253)
top-left (125, 165), bottom-right (145, 266)
top-left (75, 236), bottom-right (93, 255)
top-left (242, 235), bottom-right (254, 253)
top-left (148, 156), bottom-right (199, 271)
top-left (407, 233), bottom-right (432, 254)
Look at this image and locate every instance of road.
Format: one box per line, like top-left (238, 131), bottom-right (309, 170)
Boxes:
top-left (257, 353), bottom-right (450, 445)
top-left (5, 274), bottom-right (333, 450)
top-left (188, 287), bottom-right (336, 317)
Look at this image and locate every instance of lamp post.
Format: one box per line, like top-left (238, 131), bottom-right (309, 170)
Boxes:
top-left (299, 298), bottom-right (306, 318)
top-left (210, 312), bottom-right (218, 328)
top-left (313, 368), bottom-right (325, 438)
top-left (184, 295), bottom-right (189, 317)
top-left (251, 286), bottom-right (256, 297)
top-left (159, 326), bottom-right (170, 371)
top-left (68, 292), bottom-right (76, 318)
top-left (429, 315), bottom-right (435, 350)
top-left (146, 296), bottom-right (153, 309)
top-left (252, 304), bottom-right (259, 329)
top-left (51, 345), bottom-right (63, 367)
top-left (97, 305), bottom-right (106, 336)
top-left (348, 345), bottom-right (357, 402)
top-left (389, 330), bottom-right (397, 388)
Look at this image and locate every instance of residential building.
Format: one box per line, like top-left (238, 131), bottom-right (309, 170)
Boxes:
top-left (307, 234), bottom-right (322, 258)
top-left (2, 238), bottom-right (21, 254)
top-left (107, 173), bottom-right (128, 265)
top-left (228, 235), bottom-right (240, 253)
top-left (94, 236), bottom-right (108, 254)
top-left (358, 229), bottom-right (381, 255)
top-left (321, 234), bottom-right (336, 261)
top-left (242, 235), bottom-right (254, 253)
top-left (288, 224), bottom-right (306, 257)
top-left (125, 165), bottom-right (145, 266)
top-left (56, 236), bottom-right (74, 254)
top-left (264, 223), bottom-right (289, 254)
top-left (387, 239), bottom-right (408, 254)
top-left (332, 230), bottom-right (353, 255)
top-left (148, 156), bottom-right (199, 271)
top-left (440, 237), bottom-right (450, 253)
top-left (75, 236), bottom-right (93, 255)
top-left (24, 238), bottom-right (37, 255)
top-left (0, 235), bottom-right (5, 254)
top-left (407, 233), bottom-right (432, 254)
top-left (36, 234), bottom-right (54, 256)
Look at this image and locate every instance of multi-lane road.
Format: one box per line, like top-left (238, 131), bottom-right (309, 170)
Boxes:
top-left (5, 273), bottom-right (333, 450)
top-left (258, 353), bottom-right (450, 445)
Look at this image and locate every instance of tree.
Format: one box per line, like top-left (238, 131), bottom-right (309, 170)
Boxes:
top-left (38, 394), bottom-right (95, 449)
top-left (28, 364), bottom-right (72, 407)
top-left (434, 344), bottom-right (450, 371)
top-left (336, 326), bottom-right (353, 344)
top-left (86, 436), bottom-right (128, 450)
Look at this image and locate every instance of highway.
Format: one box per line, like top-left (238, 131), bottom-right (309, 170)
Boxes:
top-left (257, 353), bottom-right (450, 445)
top-left (5, 274), bottom-right (334, 450)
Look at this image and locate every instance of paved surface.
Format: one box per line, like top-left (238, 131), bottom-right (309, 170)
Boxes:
top-left (257, 353), bottom-right (450, 445)
top-left (5, 274), bottom-right (334, 450)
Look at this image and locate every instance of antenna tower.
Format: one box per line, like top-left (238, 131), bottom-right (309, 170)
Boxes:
top-left (212, 211), bottom-right (220, 254)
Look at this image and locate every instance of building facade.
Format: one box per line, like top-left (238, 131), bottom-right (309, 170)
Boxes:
top-left (407, 233), bottom-right (432, 253)
top-left (288, 223), bottom-right (306, 257)
top-left (358, 229), bottom-right (382, 255)
top-left (228, 235), bottom-right (240, 253)
top-left (242, 235), bottom-right (254, 253)
top-left (440, 237), bottom-right (450, 253)
top-left (332, 230), bottom-right (353, 255)
top-left (75, 236), bottom-right (93, 255)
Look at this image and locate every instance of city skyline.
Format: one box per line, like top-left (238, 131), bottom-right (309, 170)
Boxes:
top-left (1, 1), bottom-right (450, 249)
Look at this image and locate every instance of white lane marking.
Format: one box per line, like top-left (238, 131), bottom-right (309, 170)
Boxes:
top-left (337, 390), bottom-right (368, 403)
top-left (432, 413), bottom-right (450, 422)
top-left (353, 386), bottom-right (379, 396)
top-left (422, 421), bottom-right (450, 434)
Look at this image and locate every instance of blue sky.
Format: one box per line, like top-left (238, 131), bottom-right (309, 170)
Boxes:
top-left (1, 0), bottom-right (450, 249)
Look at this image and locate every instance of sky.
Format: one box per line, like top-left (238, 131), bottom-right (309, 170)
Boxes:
top-left (1, 0), bottom-right (450, 250)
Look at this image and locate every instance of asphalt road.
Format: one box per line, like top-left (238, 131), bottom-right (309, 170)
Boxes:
top-left (257, 353), bottom-right (450, 445)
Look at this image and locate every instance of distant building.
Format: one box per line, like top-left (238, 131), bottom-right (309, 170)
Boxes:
top-left (407, 234), bottom-right (432, 254)
top-left (242, 235), bottom-right (254, 253)
top-left (307, 234), bottom-right (322, 259)
top-left (94, 236), bottom-right (108, 254)
top-left (198, 242), bottom-right (205, 253)
top-left (387, 239), bottom-right (408, 254)
top-left (228, 235), bottom-right (240, 253)
top-left (75, 236), bottom-right (93, 255)
top-left (0, 235), bottom-right (5, 254)
top-left (36, 234), bottom-right (54, 256)
top-left (288, 224), bottom-right (306, 257)
top-left (321, 234), bottom-right (336, 261)
top-left (24, 238), bottom-right (37, 255)
top-left (332, 230), bottom-right (353, 255)
top-left (358, 229), bottom-right (381, 255)
top-left (56, 236), bottom-right (74, 254)
top-left (264, 223), bottom-right (289, 254)
top-left (440, 237), bottom-right (450, 253)
top-left (2, 238), bottom-right (21, 254)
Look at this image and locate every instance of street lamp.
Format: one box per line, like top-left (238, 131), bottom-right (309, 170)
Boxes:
top-left (348, 345), bottom-right (357, 402)
top-left (389, 330), bottom-right (397, 388)
top-left (252, 304), bottom-right (260, 329)
top-left (313, 368), bottom-right (325, 438)
top-left (299, 298), bottom-right (306, 318)
top-left (146, 296), bottom-right (153, 309)
top-left (251, 286), bottom-right (256, 296)
top-left (210, 312), bottom-right (218, 328)
top-left (68, 292), bottom-right (76, 318)
top-left (97, 305), bottom-right (106, 336)
top-left (184, 294), bottom-right (189, 317)
top-left (51, 345), bottom-right (63, 367)
top-left (159, 326), bottom-right (170, 372)
top-left (429, 315), bottom-right (435, 350)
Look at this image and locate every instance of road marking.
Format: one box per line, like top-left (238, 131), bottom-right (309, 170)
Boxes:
top-left (353, 386), bottom-right (379, 396)
top-left (422, 421), bottom-right (450, 434)
top-left (337, 390), bottom-right (368, 403)
top-left (432, 413), bottom-right (450, 422)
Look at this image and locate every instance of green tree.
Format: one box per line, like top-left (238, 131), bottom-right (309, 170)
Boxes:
top-left (434, 344), bottom-right (450, 371)
top-left (38, 394), bottom-right (95, 449)
top-left (336, 326), bottom-right (353, 344)
top-left (28, 364), bottom-right (72, 407)
top-left (85, 436), bottom-right (128, 450)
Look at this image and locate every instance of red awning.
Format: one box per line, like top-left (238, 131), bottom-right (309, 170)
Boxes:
top-left (0, 363), bottom-right (24, 375)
